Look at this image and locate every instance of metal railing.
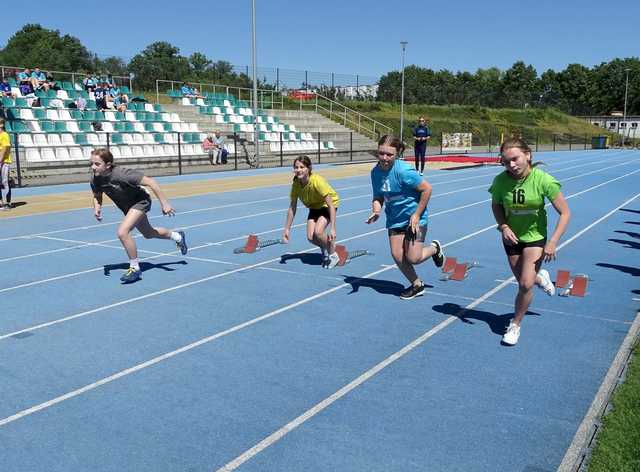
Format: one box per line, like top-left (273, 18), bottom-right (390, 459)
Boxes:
top-left (155, 80), bottom-right (284, 110)
top-left (291, 92), bottom-right (392, 140)
top-left (6, 130), bottom-right (631, 187)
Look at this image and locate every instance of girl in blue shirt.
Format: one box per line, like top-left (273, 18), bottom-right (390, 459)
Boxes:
top-left (367, 135), bottom-right (444, 299)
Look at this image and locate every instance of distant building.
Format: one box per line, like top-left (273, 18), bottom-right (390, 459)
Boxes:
top-left (336, 84), bottom-right (378, 99)
top-left (582, 115), bottom-right (640, 138)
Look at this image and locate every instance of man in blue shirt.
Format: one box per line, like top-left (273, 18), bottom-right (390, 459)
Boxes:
top-left (367, 134), bottom-right (444, 299)
top-left (31, 67), bottom-right (49, 91)
top-left (412, 116), bottom-right (431, 176)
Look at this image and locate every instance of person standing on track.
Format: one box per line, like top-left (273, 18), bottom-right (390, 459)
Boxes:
top-left (282, 155), bottom-right (341, 269)
top-left (90, 148), bottom-right (188, 283)
top-left (366, 134), bottom-right (444, 300)
top-left (489, 137), bottom-right (570, 346)
top-left (412, 116), bottom-right (431, 176)
top-left (0, 118), bottom-right (12, 210)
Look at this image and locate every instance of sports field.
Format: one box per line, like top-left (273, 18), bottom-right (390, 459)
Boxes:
top-left (0, 150), bottom-right (638, 471)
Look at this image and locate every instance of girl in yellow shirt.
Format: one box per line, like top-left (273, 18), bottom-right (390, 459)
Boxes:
top-left (283, 156), bottom-right (341, 268)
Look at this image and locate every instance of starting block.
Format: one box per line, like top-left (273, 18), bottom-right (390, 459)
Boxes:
top-left (440, 257), bottom-right (480, 281)
top-left (556, 269), bottom-right (589, 297)
top-left (334, 244), bottom-right (374, 266)
top-left (233, 235), bottom-right (286, 254)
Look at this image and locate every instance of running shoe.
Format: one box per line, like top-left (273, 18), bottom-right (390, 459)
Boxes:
top-left (325, 252), bottom-right (340, 269)
top-left (120, 267), bottom-right (142, 283)
top-left (400, 282), bottom-right (425, 300)
top-left (536, 269), bottom-right (555, 296)
top-left (501, 321), bottom-right (521, 346)
top-left (176, 230), bottom-right (188, 255)
top-left (431, 240), bottom-right (444, 268)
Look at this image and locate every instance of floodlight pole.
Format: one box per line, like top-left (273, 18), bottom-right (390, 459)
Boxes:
top-left (399, 41), bottom-right (408, 145)
top-left (622, 68), bottom-right (630, 148)
top-left (251, 0), bottom-right (259, 166)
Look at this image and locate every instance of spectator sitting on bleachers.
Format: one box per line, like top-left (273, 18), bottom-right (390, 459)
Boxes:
top-left (74, 95), bottom-right (87, 111)
top-left (180, 82), bottom-right (202, 99)
top-left (82, 73), bottom-right (97, 92)
top-left (17, 68), bottom-right (38, 89)
top-left (0, 79), bottom-right (16, 98)
top-left (19, 82), bottom-right (38, 106)
top-left (93, 81), bottom-right (109, 111)
top-left (108, 84), bottom-right (129, 112)
top-left (46, 73), bottom-right (60, 91)
top-left (31, 67), bottom-right (49, 91)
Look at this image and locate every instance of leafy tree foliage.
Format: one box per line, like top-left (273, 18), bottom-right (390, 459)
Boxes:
top-left (0, 24), bottom-right (93, 72)
top-left (378, 58), bottom-right (640, 115)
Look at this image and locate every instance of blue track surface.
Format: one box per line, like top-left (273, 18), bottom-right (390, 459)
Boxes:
top-left (0, 150), bottom-right (638, 471)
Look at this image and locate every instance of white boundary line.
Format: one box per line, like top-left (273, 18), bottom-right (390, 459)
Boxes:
top-left (0, 149), bottom-right (624, 241)
top-left (215, 191), bottom-right (640, 472)
top-left (0, 190), bottom-right (638, 434)
top-left (2, 153), bottom-right (633, 265)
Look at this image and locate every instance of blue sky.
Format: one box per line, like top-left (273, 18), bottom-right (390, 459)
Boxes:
top-left (2, 0), bottom-right (638, 81)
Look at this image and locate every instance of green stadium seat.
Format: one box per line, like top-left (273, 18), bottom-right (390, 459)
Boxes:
top-left (110, 133), bottom-right (124, 145)
top-left (121, 86), bottom-right (131, 94)
top-left (47, 90), bottom-right (57, 98)
top-left (83, 110), bottom-right (96, 121)
top-left (153, 133), bottom-right (165, 143)
top-left (78, 121), bottom-right (92, 132)
top-left (2, 97), bottom-right (14, 107)
top-left (153, 104), bottom-right (162, 112)
top-left (54, 122), bottom-right (68, 132)
top-left (7, 77), bottom-right (17, 86)
top-left (123, 122), bottom-right (135, 132)
top-left (32, 108), bottom-right (46, 120)
top-left (144, 123), bottom-right (155, 132)
top-left (74, 133), bottom-right (88, 145)
top-left (114, 111), bottom-right (126, 120)
top-left (70, 110), bottom-right (84, 120)
top-left (4, 108), bottom-right (19, 120)
top-left (15, 98), bottom-right (28, 107)
top-left (40, 121), bottom-right (55, 133)
top-left (62, 81), bottom-right (74, 91)
top-left (35, 90), bottom-right (47, 98)
top-left (94, 111), bottom-right (105, 121)
top-left (86, 99), bottom-right (96, 109)
top-left (113, 122), bottom-right (126, 132)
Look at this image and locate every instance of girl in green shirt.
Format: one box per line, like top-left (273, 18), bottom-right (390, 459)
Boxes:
top-left (489, 138), bottom-right (570, 346)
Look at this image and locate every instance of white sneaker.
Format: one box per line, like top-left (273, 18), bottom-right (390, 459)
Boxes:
top-left (502, 322), bottom-right (520, 345)
top-left (325, 252), bottom-right (340, 269)
top-left (536, 269), bottom-right (555, 296)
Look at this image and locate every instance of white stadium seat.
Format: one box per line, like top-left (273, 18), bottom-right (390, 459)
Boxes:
top-left (55, 147), bottom-right (70, 160)
top-left (25, 148), bottom-right (42, 162)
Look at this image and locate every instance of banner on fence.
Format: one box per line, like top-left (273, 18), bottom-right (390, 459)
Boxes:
top-left (442, 133), bottom-right (472, 152)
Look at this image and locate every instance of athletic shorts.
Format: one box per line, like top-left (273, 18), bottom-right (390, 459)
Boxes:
top-left (388, 223), bottom-right (428, 243)
top-left (503, 238), bottom-right (546, 256)
top-left (120, 198), bottom-right (152, 215)
top-left (307, 207), bottom-right (335, 222)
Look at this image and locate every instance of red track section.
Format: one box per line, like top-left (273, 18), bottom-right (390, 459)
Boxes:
top-left (406, 155), bottom-right (500, 164)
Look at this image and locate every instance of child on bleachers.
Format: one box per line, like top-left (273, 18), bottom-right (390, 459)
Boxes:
top-left (0, 79), bottom-right (16, 98)
top-left (94, 82), bottom-right (109, 111)
top-left (31, 67), bottom-right (49, 91)
top-left (82, 73), bottom-right (97, 92)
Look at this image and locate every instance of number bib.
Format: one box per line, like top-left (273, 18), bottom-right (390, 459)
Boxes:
top-left (488, 167), bottom-right (561, 242)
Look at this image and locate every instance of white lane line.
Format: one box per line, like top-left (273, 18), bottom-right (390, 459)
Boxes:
top-left (1, 189), bottom-right (637, 433)
top-left (0, 196), bottom-right (493, 340)
top-left (0, 220), bottom-right (495, 428)
top-left (215, 191), bottom-right (640, 472)
top-left (0, 148), bottom-right (623, 241)
top-left (5, 154), bottom-right (634, 265)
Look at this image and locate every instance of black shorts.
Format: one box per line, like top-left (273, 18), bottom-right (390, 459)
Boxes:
top-left (307, 207), bottom-right (334, 222)
top-left (388, 223), bottom-right (428, 243)
top-left (503, 238), bottom-right (546, 256)
top-left (120, 199), bottom-right (152, 215)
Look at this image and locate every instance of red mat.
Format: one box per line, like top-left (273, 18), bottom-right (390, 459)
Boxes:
top-left (406, 155), bottom-right (500, 164)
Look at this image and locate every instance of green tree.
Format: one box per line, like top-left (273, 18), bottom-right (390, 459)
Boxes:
top-left (501, 61), bottom-right (539, 108)
top-left (128, 41), bottom-right (190, 90)
top-left (95, 56), bottom-right (129, 77)
top-left (0, 24), bottom-right (93, 72)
